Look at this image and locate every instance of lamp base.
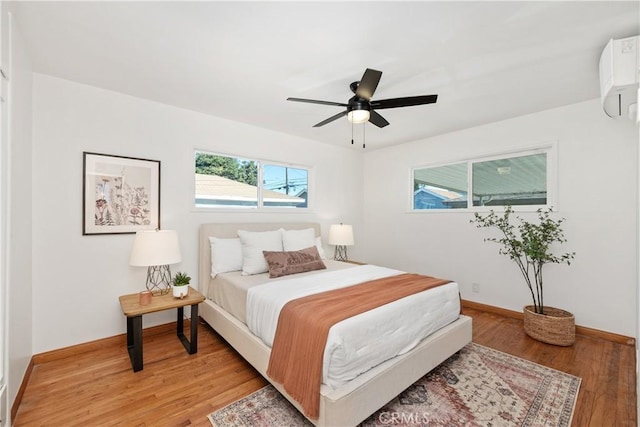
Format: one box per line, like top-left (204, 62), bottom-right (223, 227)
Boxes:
top-left (146, 265), bottom-right (172, 295)
top-left (334, 245), bottom-right (348, 262)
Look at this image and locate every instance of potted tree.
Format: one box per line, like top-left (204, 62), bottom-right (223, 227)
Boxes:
top-left (172, 272), bottom-right (191, 299)
top-left (471, 206), bottom-right (576, 346)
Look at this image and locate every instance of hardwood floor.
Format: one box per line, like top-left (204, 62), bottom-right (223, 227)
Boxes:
top-left (13, 307), bottom-right (637, 426)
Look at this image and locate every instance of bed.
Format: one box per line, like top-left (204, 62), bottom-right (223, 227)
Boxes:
top-left (198, 222), bottom-right (472, 427)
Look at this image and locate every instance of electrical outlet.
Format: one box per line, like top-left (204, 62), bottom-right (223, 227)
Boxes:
top-left (472, 283), bottom-right (480, 293)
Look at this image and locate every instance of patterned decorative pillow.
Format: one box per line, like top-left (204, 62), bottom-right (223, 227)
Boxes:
top-left (262, 246), bottom-right (327, 278)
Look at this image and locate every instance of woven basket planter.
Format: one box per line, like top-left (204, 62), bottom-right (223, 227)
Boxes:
top-left (523, 305), bottom-right (575, 346)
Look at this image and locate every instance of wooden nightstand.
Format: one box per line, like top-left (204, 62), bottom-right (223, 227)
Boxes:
top-left (119, 286), bottom-right (205, 372)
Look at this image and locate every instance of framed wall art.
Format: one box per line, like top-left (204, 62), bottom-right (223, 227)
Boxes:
top-left (83, 152), bottom-right (161, 235)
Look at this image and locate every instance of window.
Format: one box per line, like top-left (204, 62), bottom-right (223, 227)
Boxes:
top-left (195, 151), bottom-right (309, 209)
top-left (412, 147), bottom-right (552, 211)
top-left (263, 164), bottom-right (308, 208)
top-left (413, 163), bottom-right (468, 209)
top-left (472, 153), bottom-right (546, 207)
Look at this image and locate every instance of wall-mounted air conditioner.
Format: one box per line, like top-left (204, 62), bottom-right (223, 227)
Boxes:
top-left (599, 35), bottom-right (639, 120)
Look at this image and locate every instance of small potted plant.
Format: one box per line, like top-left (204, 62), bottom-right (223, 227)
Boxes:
top-left (471, 206), bottom-right (575, 345)
top-left (172, 272), bottom-right (191, 299)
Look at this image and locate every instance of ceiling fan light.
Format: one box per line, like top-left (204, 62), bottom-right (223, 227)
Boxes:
top-left (347, 110), bottom-right (370, 124)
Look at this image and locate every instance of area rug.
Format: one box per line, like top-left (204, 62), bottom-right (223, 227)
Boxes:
top-left (208, 343), bottom-right (581, 427)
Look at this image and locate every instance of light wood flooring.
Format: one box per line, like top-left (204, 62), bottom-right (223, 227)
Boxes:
top-left (13, 307), bottom-right (637, 426)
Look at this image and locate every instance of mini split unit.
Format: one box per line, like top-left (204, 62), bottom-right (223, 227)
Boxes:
top-left (599, 35), bottom-right (639, 121)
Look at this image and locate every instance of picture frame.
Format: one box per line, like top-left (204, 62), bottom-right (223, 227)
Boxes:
top-left (83, 152), bottom-right (161, 235)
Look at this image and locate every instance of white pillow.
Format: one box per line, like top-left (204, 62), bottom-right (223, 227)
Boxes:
top-left (282, 228), bottom-right (316, 251)
top-left (209, 237), bottom-right (243, 277)
top-left (238, 229), bottom-right (284, 275)
top-left (315, 236), bottom-right (327, 259)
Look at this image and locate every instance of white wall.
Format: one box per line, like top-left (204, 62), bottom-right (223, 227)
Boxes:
top-left (27, 74), bottom-right (639, 350)
top-left (363, 99), bottom-right (638, 337)
top-left (31, 74), bottom-right (363, 354)
top-left (5, 7), bottom-right (33, 415)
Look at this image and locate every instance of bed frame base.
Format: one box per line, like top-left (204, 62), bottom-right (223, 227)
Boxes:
top-left (200, 300), bottom-right (472, 427)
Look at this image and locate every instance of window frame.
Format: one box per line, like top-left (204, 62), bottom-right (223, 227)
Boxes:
top-left (409, 143), bottom-right (557, 213)
top-left (193, 150), bottom-right (312, 212)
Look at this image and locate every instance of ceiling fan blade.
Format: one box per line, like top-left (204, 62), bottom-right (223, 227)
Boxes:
top-left (369, 110), bottom-right (390, 128)
top-left (287, 97), bottom-right (348, 107)
top-left (355, 68), bottom-right (382, 101)
top-left (313, 110), bottom-right (348, 127)
top-left (370, 94), bottom-right (438, 110)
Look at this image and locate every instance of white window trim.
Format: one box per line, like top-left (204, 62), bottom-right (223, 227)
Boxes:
top-left (192, 149), bottom-right (313, 213)
top-left (408, 141), bottom-right (558, 213)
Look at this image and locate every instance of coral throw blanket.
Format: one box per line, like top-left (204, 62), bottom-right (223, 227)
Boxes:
top-left (266, 273), bottom-right (451, 419)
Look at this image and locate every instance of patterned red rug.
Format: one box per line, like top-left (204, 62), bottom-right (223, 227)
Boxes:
top-left (208, 343), bottom-right (581, 427)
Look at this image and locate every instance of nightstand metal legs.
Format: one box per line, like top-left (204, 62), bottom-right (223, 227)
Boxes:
top-left (126, 315), bottom-right (143, 372)
top-left (125, 304), bottom-right (199, 372)
top-left (177, 304), bottom-right (199, 354)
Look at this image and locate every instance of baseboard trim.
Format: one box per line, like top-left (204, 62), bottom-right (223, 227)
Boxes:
top-left (32, 321), bottom-right (177, 364)
top-left (461, 299), bottom-right (635, 346)
top-left (11, 358), bottom-right (33, 424)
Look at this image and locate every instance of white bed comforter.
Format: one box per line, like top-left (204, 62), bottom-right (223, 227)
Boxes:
top-left (246, 265), bottom-right (461, 389)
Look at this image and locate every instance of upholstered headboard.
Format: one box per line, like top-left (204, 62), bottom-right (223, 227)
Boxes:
top-left (198, 222), bottom-right (321, 296)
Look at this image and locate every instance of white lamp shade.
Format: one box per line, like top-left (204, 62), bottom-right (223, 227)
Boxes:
top-left (328, 224), bottom-right (354, 246)
top-left (130, 230), bottom-right (182, 266)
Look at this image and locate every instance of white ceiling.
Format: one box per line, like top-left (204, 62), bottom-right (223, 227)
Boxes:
top-left (10, 1), bottom-right (640, 150)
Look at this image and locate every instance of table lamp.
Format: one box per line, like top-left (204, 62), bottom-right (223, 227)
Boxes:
top-left (328, 223), bottom-right (354, 262)
top-left (130, 229), bottom-right (182, 295)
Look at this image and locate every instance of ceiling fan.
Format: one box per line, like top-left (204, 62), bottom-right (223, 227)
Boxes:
top-left (287, 68), bottom-right (438, 128)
